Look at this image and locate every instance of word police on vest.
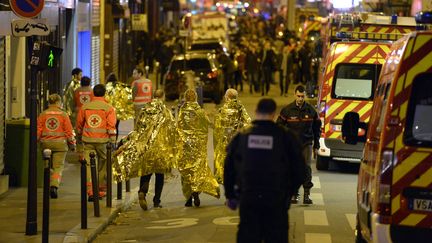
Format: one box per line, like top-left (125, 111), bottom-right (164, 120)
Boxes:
top-left (248, 135), bottom-right (273, 149)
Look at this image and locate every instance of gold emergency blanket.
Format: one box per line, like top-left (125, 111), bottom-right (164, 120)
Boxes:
top-left (113, 99), bottom-right (176, 181)
top-left (177, 102), bottom-right (220, 199)
top-left (105, 82), bottom-right (134, 121)
top-left (63, 80), bottom-right (80, 123)
top-left (214, 99), bottom-right (251, 184)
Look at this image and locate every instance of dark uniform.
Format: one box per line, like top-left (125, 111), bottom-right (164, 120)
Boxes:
top-left (276, 101), bottom-right (321, 202)
top-left (224, 120), bottom-right (306, 243)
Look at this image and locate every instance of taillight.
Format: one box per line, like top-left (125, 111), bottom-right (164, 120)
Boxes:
top-left (377, 149), bottom-right (394, 223)
top-left (207, 71), bottom-right (218, 79)
top-left (319, 101), bottom-right (326, 135)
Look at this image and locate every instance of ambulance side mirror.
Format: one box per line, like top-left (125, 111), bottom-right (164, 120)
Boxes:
top-left (342, 112), bottom-right (360, 145)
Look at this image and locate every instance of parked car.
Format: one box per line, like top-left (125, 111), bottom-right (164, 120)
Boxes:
top-left (164, 51), bottom-right (224, 104)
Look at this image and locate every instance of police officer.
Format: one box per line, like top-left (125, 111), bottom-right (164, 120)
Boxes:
top-left (277, 85), bottom-right (321, 204)
top-left (37, 94), bottom-right (76, 198)
top-left (76, 84), bottom-right (117, 201)
top-left (224, 98), bottom-right (306, 243)
top-left (63, 67), bottom-right (82, 128)
top-left (131, 67), bottom-right (152, 119)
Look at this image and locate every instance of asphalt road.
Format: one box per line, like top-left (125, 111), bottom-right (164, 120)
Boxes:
top-left (94, 81), bottom-right (360, 243)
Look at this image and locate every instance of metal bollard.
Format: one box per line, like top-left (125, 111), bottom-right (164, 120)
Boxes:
top-left (106, 143), bottom-right (113, 208)
top-left (126, 180), bottom-right (131, 192)
top-left (117, 181), bottom-right (122, 200)
top-left (79, 158), bottom-right (87, 229)
top-left (89, 152), bottom-right (100, 217)
top-left (42, 149), bottom-right (52, 243)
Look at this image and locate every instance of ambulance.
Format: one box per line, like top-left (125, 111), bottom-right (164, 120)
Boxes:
top-left (316, 13), bottom-right (417, 170)
top-left (342, 26), bottom-right (432, 242)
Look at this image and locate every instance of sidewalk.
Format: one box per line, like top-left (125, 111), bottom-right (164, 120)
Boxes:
top-left (0, 120), bottom-right (139, 243)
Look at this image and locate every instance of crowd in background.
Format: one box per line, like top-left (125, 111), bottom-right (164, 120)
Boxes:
top-left (131, 12), bottom-right (321, 97)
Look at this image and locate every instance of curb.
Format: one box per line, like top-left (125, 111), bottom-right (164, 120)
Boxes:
top-left (63, 186), bottom-right (139, 243)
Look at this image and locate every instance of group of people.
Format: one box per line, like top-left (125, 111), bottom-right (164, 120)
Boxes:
top-left (37, 63), bottom-right (321, 242)
top-left (113, 86), bottom-right (251, 210)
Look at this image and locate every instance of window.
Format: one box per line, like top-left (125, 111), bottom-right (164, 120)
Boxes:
top-left (171, 59), bottom-right (211, 72)
top-left (404, 73), bottom-right (432, 147)
top-left (332, 63), bottom-right (381, 100)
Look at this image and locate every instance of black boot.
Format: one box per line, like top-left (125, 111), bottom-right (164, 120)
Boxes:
top-left (192, 192), bottom-right (200, 207)
top-left (303, 190), bottom-right (313, 205)
top-left (138, 192), bottom-right (148, 210)
top-left (50, 186), bottom-right (58, 199)
top-left (185, 196), bottom-right (193, 207)
top-left (291, 192), bottom-right (300, 204)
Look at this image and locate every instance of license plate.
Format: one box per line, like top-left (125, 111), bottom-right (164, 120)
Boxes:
top-left (411, 199), bottom-right (432, 212)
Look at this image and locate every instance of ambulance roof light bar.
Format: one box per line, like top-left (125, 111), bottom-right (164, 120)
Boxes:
top-left (415, 11), bottom-right (432, 30)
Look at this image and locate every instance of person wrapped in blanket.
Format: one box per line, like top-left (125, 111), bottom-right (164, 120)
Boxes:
top-left (213, 88), bottom-right (251, 184)
top-left (113, 89), bottom-right (176, 210)
top-left (177, 89), bottom-right (220, 207)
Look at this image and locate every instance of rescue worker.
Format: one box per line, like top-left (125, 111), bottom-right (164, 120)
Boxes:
top-left (214, 88), bottom-right (251, 184)
top-left (131, 67), bottom-right (152, 119)
top-left (136, 89), bottom-right (176, 210)
top-left (177, 89), bottom-right (220, 207)
top-left (37, 94), bottom-right (76, 198)
top-left (105, 72), bottom-right (134, 140)
top-left (224, 98), bottom-right (306, 243)
top-left (277, 85), bottom-right (321, 204)
top-left (63, 68), bottom-right (82, 128)
top-left (76, 84), bottom-right (117, 201)
top-left (73, 76), bottom-right (94, 115)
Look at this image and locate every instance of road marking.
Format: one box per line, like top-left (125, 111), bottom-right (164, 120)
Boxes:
top-left (312, 176), bottom-right (321, 189)
top-left (346, 213), bottom-right (356, 230)
top-left (310, 193), bottom-right (324, 205)
top-left (212, 216), bottom-right (239, 226)
top-left (305, 233), bottom-right (332, 243)
top-left (146, 218), bottom-right (199, 229)
top-left (304, 210), bottom-right (329, 226)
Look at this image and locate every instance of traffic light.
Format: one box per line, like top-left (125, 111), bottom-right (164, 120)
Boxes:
top-left (30, 42), bottom-right (63, 70)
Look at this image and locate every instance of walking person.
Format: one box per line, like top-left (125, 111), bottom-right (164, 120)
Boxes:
top-left (276, 85), bottom-right (321, 204)
top-left (213, 89), bottom-right (251, 184)
top-left (63, 67), bottom-right (82, 128)
top-left (245, 44), bottom-right (260, 94)
top-left (131, 67), bottom-right (152, 119)
top-left (76, 84), bottom-right (117, 201)
top-left (135, 89), bottom-right (176, 210)
top-left (105, 72), bottom-right (134, 140)
top-left (37, 94), bottom-right (76, 198)
top-left (177, 89), bottom-right (220, 207)
top-left (260, 40), bottom-right (276, 96)
top-left (73, 76), bottom-right (94, 114)
top-left (224, 98), bottom-right (306, 243)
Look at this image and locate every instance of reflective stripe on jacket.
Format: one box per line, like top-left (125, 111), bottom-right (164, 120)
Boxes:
top-left (74, 86), bottom-right (94, 112)
top-left (76, 97), bottom-right (117, 143)
top-left (37, 105), bottom-right (76, 146)
top-left (131, 78), bottom-right (152, 106)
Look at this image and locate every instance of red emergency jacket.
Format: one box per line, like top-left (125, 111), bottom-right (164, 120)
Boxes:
top-left (37, 105), bottom-right (76, 147)
top-left (76, 97), bottom-right (117, 143)
top-left (131, 78), bottom-right (152, 106)
top-left (74, 86), bottom-right (94, 112)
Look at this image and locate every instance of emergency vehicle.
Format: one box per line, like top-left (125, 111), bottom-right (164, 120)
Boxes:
top-left (342, 28), bottom-right (432, 242)
top-left (316, 13), bottom-right (417, 170)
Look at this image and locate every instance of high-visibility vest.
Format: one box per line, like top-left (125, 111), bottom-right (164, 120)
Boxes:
top-left (37, 105), bottom-right (76, 146)
top-left (74, 86), bottom-right (94, 112)
top-left (132, 78), bottom-right (152, 106)
top-left (76, 97), bottom-right (117, 143)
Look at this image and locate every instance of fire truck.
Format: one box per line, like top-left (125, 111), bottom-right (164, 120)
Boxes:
top-left (341, 12), bottom-right (432, 242)
top-left (316, 13), bottom-right (417, 170)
